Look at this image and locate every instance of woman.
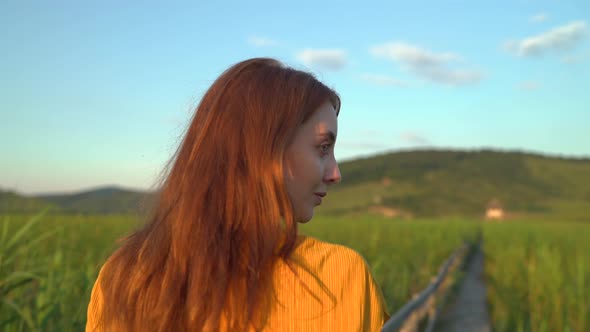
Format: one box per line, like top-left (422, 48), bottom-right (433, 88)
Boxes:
top-left (86, 58), bottom-right (389, 331)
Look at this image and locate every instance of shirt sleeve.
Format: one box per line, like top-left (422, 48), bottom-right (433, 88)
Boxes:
top-left (326, 245), bottom-right (390, 332)
top-left (357, 253), bottom-right (390, 331)
top-left (85, 269), bottom-right (104, 332)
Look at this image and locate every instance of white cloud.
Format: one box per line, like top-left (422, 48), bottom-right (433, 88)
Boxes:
top-left (247, 36), bottom-right (278, 47)
top-left (371, 43), bottom-right (459, 66)
top-left (517, 81), bottom-right (541, 91)
top-left (530, 13), bottom-right (548, 23)
top-left (413, 67), bottom-right (483, 85)
top-left (506, 21), bottom-right (588, 57)
top-left (296, 49), bottom-right (347, 71)
top-left (400, 132), bottom-right (431, 146)
top-left (360, 73), bottom-right (407, 87)
top-left (370, 42), bottom-right (483, 86)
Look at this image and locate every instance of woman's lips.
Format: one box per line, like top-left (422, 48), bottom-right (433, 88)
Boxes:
top-left (314, 192), bottom-right (326, 205)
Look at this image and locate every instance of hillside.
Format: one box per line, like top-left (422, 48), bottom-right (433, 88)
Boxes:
top-left (0, 190), bottom-right (60, 214)
top-left (1, 149), bottom-right (589, 218)
top-left (317, 149), bottom-right (590, 219)
top-left (34, 186), bottom-right (153, 215)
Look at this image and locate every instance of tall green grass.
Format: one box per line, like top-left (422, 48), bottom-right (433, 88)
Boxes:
top-left (1, 214), bottom-right (477, 330)
top-left (483, 221), bottom-right (589, 331)
top-left (1, 214), bottom-right (137, 331)
top-left (7, 214), bottom-right (589, 331)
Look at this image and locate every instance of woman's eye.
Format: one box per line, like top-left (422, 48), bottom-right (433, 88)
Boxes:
top-left (320, 144), bottom-right (331, 155)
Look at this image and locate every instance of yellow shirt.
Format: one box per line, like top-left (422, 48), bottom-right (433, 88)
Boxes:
top-left (86, 235), bottom-right (389, 331)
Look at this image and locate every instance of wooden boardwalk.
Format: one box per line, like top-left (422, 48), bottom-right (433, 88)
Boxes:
top-left (435, 245), bottom-right (492, 332)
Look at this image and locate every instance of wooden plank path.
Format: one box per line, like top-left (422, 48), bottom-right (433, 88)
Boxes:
top-left (434, 245), bottom-right (491, 332)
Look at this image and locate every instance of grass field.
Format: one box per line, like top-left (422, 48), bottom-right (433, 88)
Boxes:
top-left (1, 214), bottom-right (136, 331)
top-left (483, 221), bottom-right (590, 332)
top-left (1, 213), bottom-right (588, 331)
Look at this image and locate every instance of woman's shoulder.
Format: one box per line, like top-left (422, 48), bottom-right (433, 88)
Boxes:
top-left (276, 236), bottom-right (389, 330)
top-left (86, 263), bottom-right (108, 332)
top-left (293, 235), bottom-right (370, 273)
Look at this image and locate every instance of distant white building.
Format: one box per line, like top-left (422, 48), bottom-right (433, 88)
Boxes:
top-left (485, 199), bottom-right (504, 220)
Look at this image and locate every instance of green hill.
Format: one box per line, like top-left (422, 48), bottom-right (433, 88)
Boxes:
top-left (1, 149), bottom-right (589, 219)
top-left (316, 149), bottom-right (590, 220)
top-left (34, 186), bottom-right (153, 215)
top-left (0, 190), bottom-right (60, 214)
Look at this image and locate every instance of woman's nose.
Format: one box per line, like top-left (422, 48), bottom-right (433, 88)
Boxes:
top-left (324, 160), bottom-right (341, 185)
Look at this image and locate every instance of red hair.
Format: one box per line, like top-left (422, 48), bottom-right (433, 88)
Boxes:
top-left (94, 58), bottom-right (340, 331)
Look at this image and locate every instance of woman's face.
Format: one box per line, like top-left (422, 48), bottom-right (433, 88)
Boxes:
top-left (283, 101), bottom-right (341, 223)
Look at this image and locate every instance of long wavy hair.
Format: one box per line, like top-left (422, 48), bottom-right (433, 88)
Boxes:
top-left (94, 58), bottom-right (340, 331)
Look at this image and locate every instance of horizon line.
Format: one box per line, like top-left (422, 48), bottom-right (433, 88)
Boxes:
top-left (4, 147), bottom-right (589, 196)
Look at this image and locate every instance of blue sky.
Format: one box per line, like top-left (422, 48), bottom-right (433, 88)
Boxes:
top-left (2, 0), bottom-right (589, 194)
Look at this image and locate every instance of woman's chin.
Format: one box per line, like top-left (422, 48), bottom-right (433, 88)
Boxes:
top-left (295, 210), bottom-right (314, 224)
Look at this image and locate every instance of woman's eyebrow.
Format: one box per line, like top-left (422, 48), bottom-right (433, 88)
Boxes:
top-left (318, 131), bottom-right (336, 143)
